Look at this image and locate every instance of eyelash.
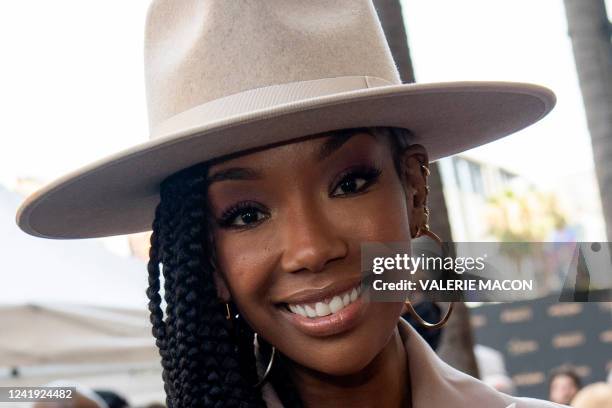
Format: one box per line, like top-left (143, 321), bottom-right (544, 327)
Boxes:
top-left (330, 164), bottom-right (382, 197)
top-left (217, 200), bottom-right (268, 229)
top-left (217, 164), bottom-right (382, 229)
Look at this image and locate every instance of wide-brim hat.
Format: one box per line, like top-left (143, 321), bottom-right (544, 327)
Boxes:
top-left (16, 0), bottom-right (555, 239)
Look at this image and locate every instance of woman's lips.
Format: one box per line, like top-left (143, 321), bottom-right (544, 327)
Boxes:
top-left (280, 286), bottom-right (368, 337)
top-left (286, 284), bottom-right (361, 318)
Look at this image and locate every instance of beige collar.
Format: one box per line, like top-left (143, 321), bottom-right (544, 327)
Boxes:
top-left (261, 318), bottom-right (563, 408)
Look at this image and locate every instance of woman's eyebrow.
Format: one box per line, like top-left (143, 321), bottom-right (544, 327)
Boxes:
top-left (207, 167), bottom-right (262, 184)
top-left (315, 130), bottom-right (375, 162)
top-left (207, 131), bottom-right (375, 183)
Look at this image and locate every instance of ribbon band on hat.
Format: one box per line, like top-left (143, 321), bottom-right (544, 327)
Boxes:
top-left (152, 76), bottom-right (394, 139)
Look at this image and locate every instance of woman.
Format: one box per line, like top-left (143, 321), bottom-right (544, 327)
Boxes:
top-left (17, 1), bottom-right (564, 407)
top-left (548, 367), bottom-right (582, 405)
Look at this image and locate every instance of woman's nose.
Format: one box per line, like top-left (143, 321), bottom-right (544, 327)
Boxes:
top-left (279, 201), bottom-right (348, 274)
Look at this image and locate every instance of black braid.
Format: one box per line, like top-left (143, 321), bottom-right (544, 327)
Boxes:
top-left (146, 163), bottom-right (291, 407)
top-left (146, 202), bottom-right (174, 404)
top-left (159, 182), bottom-right (179, 407)
top-left (145, 127), bottom-right (415, 407)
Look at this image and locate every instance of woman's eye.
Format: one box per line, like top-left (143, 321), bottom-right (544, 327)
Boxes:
top-left (233, 208), bottom-right (265, 226)
top-left (218, 202), bottom-right (269, 228)
top-left (331, 166), bottom-right (381, 197)
top-left (333, 176), bottom-right (368, 195)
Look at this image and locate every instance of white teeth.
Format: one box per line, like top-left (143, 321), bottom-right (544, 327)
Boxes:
top-left (295, 304), bottom-right (306, 317)
top-left (350, 288), bottom-right (358, 302)
top-left (304, 305), bottom-right (317, 318)
top-left (315, 302), bottom-right (331, 317)
top-left (287, 284), bottom-right (362, 319)
top-left (329, 296), bottom-right (343, 313)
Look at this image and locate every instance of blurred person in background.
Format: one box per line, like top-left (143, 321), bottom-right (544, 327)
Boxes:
top-left (548, 367), bottom-right (582, 405)
top-left (474, 344), bottom-right (516, 395)
top-left (570, 382), bottom-right (612, 408)
top-left (93, 390), bottom-right (130, 408)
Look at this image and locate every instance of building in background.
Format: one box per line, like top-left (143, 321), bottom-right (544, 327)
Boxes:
top-left (439, 155), bottom-right (520, 241)
top-left (439, 156), bottom-right (605, 242)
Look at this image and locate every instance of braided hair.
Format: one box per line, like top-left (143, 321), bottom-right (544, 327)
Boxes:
top-left (146, 127), bottom-right (414, 408)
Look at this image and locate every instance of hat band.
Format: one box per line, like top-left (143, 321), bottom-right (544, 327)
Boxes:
top-left (151, 75), bottom-right (394, 140)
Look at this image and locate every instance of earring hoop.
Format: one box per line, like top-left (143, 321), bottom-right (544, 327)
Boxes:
top-left (404, 301), bottom-right (454, 330)
top-left (420, 164), bottom-right (431, 177)
top-left (224, 304), bottom-right (276, 387)
top-left (253, 332), bottom-right (276, 388)
top-left (411, 221), bottom-right (455, 329)
top-left (416, 227), bottom-right (442, 243)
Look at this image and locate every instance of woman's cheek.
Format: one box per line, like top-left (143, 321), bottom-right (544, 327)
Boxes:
top-left (335, 183), bottom-right (411, 243)
top-left (214, 230), bottom-right (276, 303)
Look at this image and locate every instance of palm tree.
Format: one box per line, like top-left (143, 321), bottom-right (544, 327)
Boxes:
top-left (563, 0), bottom-right (612, 240)
top-left (373, 0), bottom-right (480, 378)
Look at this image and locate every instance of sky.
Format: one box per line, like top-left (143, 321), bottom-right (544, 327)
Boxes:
top-left (402, 0), bottom-right (610, 187)
top-left (0, 1), bottom-right (150, 187)
top-left (1, 0), bottom-right (610, 188)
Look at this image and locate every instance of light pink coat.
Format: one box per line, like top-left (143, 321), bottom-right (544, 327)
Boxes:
top-left (260, 318), bottom-right (568, 408)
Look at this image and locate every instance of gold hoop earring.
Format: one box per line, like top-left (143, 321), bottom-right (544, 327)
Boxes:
top-left (404, 301), bottom-right (454, 330)
top-left (411, 220), bottom-right (455, 329)
top-left (253, 332), bottom-right (276, 388)
top-left (416, 227), bottom-right (442, 244)
top-left (420, 164), bottom-right (431, 176)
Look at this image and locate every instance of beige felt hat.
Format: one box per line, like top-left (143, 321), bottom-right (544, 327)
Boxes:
top-left (16, 0), bottom-right (555, 239)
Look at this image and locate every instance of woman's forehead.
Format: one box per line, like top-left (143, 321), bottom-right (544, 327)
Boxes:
top-left (207, 128), bottom-right (388, 178)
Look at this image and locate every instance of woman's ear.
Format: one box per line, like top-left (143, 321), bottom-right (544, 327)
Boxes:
top-left (400, 144), bottom-right (430, 239)
top-left (213, 268), bottom-right (231, 302)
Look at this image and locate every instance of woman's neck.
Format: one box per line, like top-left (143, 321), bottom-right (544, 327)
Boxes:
top-left (288, 326), bottom-right (411, 408)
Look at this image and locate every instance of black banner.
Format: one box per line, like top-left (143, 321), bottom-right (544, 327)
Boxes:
top-left (471, 296), bottom-right (612, 399)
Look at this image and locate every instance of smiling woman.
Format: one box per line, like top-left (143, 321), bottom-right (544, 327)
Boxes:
top-left (16, 0), bottom-right (562, 407)
top-left (149, 127), bottom-right (419, 407)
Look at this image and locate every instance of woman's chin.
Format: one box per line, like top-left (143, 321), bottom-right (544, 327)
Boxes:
top-left (286, 341), bottom-right (381, 377)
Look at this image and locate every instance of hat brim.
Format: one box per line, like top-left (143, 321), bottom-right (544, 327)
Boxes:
top-left (16, 81), bottom-right (555, 239)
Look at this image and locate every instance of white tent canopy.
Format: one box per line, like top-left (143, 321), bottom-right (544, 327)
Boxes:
top-left (0, 304), bottom-right (164, 406)
top-left (1, 304), bottom-right (156, 367)
top-left (1, 186), bottom-right (163, 406)
top-left (1, 186), bottom-right (150, 309)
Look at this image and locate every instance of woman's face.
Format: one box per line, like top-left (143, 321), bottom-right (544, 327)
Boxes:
top-left (207, 129), bottom-right (418, 376)
top-left (549, 375), bottom-right (579, 404)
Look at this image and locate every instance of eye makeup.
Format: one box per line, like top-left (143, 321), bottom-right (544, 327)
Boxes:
top-left (214, 161), bottom-right (384, 230)
top-left (216, 200), bottom-right (269, 229)
top-left (328, 164), bottom-right (382, 197)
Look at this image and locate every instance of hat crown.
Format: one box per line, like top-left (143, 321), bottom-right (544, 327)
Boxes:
top-left (144, 0), bottom-right (401, 133)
